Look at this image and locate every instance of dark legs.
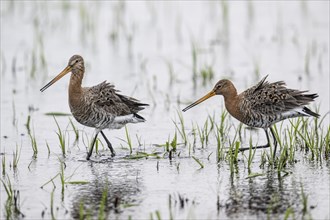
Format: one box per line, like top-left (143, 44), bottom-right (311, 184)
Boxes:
top-left (100, 131), bottom-right (116, 157)
top-left (86, 130), bottom-right (116, 160)
top-left (238, 127), bottom-right (278, 157)
top-left (86, 131), bottom-right (99, 160)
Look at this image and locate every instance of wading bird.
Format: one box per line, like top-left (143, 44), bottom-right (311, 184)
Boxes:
top-left (40, 55), bottom-right (148, 160)
top-left (182, 75), bottom-right (319, 157)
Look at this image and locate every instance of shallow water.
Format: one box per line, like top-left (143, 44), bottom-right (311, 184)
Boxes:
top-left (1, 1), bottom-right (329, 219)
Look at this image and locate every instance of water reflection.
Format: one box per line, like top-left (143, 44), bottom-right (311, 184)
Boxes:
top-left (225, 170), bottom-right (300, 218)
top-left (70, 158), bottom-right (143, 219)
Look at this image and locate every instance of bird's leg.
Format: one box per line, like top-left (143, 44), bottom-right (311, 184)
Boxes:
top-left (269, 127), bottom-right (278, 158)
top-left (238, 129), bottom-right (270, 152)
top-left (100, 131), bottom-right (116, 157)
top-left (87, 131), bottom-right (99, 160)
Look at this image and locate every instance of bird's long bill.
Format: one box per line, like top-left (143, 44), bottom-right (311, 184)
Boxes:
top-left (40, 66), bottom-right (72, 92)
top-left (182, 91), bottom-right (216, 112)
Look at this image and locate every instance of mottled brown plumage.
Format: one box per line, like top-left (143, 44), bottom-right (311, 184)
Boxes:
top-left (40, 55), bottom-right (148, 160)
top-left (182, 75), bottom-right (319, 156)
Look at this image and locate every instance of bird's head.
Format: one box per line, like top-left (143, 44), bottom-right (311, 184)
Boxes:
top-left (182, 79), bottom-right (235, 112)
top-left (40, 55), bottom-right (84, 92)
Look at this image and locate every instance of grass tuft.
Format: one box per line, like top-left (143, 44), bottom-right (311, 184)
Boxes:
top-left (28, 130), bottom-right (38, 158)
top-left (54, 117), bottom-right (66, 156)
top-left (69, 118), bottom-right (79, 141)
top-left (192, 156), bottom-right (204, 169)
top-left (12, 144), bottom-right (21, 171)
top-left (2, 154), bottom-right (6, 176)
top-left (125, 125), bottom-right (133, 154)
top-left (173, 110), bottom-right (188, 145)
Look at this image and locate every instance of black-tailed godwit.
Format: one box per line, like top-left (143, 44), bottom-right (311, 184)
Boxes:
top-left (40, 55), bottom-right (148, 160)
top-left (182, 75), bottom-right (319, 156)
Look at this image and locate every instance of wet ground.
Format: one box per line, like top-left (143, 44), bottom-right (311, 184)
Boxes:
top-left (1, 1), bottom-right (329, 219)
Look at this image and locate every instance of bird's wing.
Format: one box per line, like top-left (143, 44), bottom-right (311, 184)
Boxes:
top-left (239, 76), bottom-right (303, 116)
top-left (85, 81), bottom-right (148, 116)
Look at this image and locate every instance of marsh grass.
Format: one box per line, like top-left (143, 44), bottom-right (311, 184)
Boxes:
top-left (205, 116), bottom-right (214, 145)
top-left (125, 152), bottom-right (161, 160)
top-left (1, 175), bottom-right (24, 219)
top-left (98, 183), bottom-right (109, 220)
top-left (283, 207), bottom-right (295, 220)
top-left (81, 131), bottom-right (90, 151)
top-left (196, 116), bottom-right (214, 148)
top-left (125, 125), bottom-right (133, 154)
top-left (223, 124), bottom-right (242, 174)
top-left (288, 113), bottom-right (330, 161)
top-left (40, 173), bottom-right (60, 189)
top-left (215, 111), bottom-right (229, 141)
top-left (246, 172), bottom-right (265, 179)
top-left (150, 210), bottom-right (162, 220)
top-left (300, 183), bottom-right (309, 217)
top-left (192, 156), bottom-right (204, 169)
top-left (191, 42), bottom-right (197, 89)
top-left (228, 141), bottom-right (240, 174)
top-left (118, 126), bottom-right (133, 154)
top-left (155, 133), bottom-right (179, 160)
top-left (50, 188), bottom-right (56, 220)
top-left (46, 141), bottom-right (51, 157)
top-left (246, 137), bottom-right (256, 174)
top-left (79, 200), bottom-right (91, 220)
top-left (173, 110), bottom-right (187, 145)
top-left (215, 125), bottom-right (225, 161)
top-left (12, 144), bottom-right (21, 171)
top-left (170, 131), bottom-right (177, 152)
top-left (40, 160), bottom-right (88, 190)
top-left (270, 124), bottom-right (283, 165)
top-left (1, 175), bottom-right (13, 217)
top-left (54, 117), bottom-right (66, 156)
top-left (59, 160), bottom-right (66, 195)
top-left (28, 130), bottom-right (38, 158)
top-left (196, 124), bottom-right (205, 148)
top-left (69, 118), bottom-right (79, 141)
top-left (45, 112), bottom-right (71, 116)
top-left (284, 121), bottom-right (298, 163)
top-left (25, 115), bottom-right (31, 133)
top-left (200, 65), bottom-right (214, 86)
top-left (2, 154), bottom-right (6, 176)
top-left (213, 111), bottom-right (228, 162)
top-left (275, 123), bottom-right (294, 174)
top-left (324, 124), bottom-right (330, 159)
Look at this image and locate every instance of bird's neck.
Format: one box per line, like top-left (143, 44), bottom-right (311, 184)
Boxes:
top-left (222, 84), bottom-right (238, 101)
top-left (223, 87), bottom-right (243, 122)
top-left (68, 72), bottom-right (83, 109)
top-left (69, 72), bottom-right (83, 92)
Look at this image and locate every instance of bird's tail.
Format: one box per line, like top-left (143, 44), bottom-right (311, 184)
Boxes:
top-left (133, 113), bottom-right (146, 123)
top-left (302, 107), bottom-right (320, 118)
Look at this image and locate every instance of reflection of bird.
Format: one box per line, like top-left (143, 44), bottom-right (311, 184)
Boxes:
top-left (40, 55), bottom-right (148, 160)
top-left (182, 75), bottom-right (319, 156)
